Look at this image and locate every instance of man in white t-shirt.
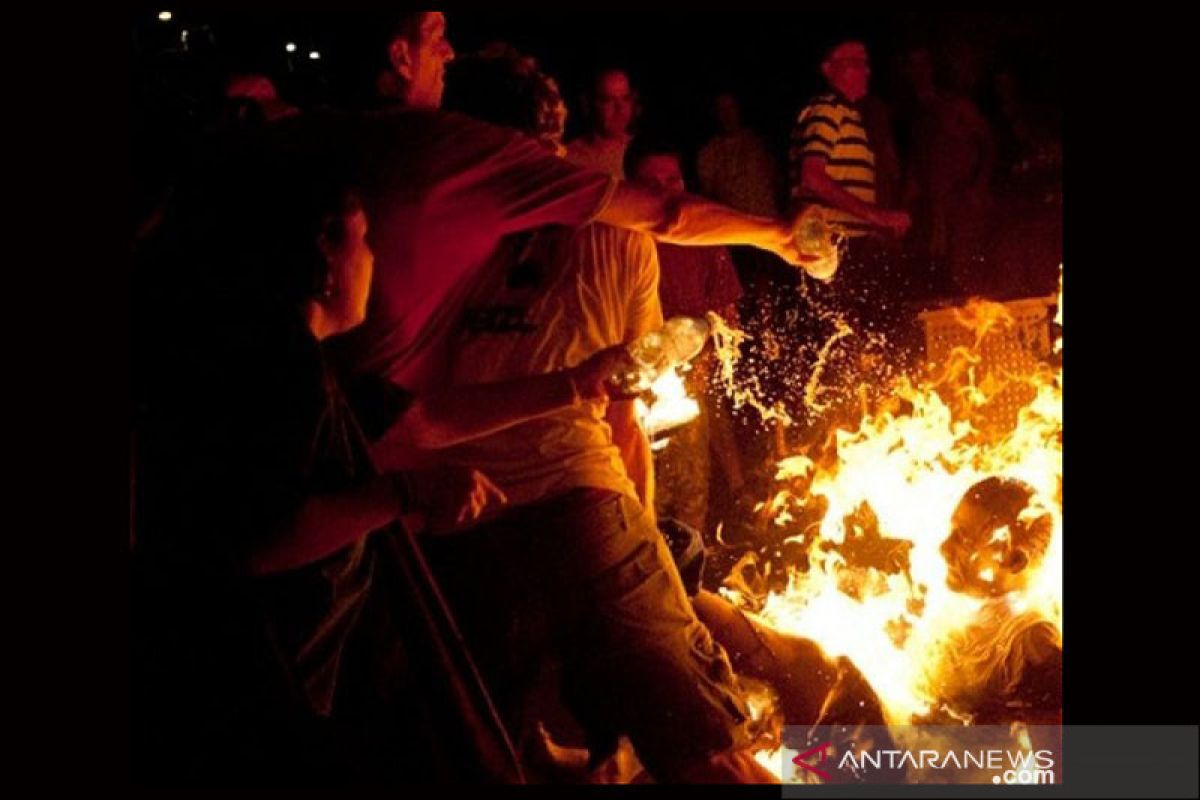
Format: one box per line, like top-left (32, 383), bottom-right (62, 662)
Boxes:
top-left (423, 47), bottom-right (787, 783)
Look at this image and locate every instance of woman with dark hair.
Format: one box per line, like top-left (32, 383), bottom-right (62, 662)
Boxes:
top-left (132, 136), bottom-right (632, 783)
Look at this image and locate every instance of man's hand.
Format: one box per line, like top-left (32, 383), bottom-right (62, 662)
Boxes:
top-left (409, 466), bottom-right (508, 534)
top-left (766, 220), bottom-right (824, 270)
top-left (567, 344), bottom-right (640, 401)
top-left (780, 210), bottom-right (839, 282)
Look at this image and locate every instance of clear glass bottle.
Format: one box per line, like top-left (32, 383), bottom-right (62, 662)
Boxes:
top-left (611, 315), bottom-right (711, 395)
top-left (792, 210), bottom-right (840, 281)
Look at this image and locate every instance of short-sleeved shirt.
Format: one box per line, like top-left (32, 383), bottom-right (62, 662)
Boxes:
top-left (312, 109), bottom-right (618, 394)
top-left (438, 224), bottom-right (663, 508)
top-left (789, 91), bottom-right (877, 237)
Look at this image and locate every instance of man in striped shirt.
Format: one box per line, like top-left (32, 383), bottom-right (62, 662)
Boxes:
top-left (788, 40), bottom-right (917, 419)
top-left (792, 40), bottom-right (912, 345)
top-left (790, 40), bottom-right (911, 240)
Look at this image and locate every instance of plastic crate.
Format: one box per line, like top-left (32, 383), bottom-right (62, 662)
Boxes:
top-left (917, 296), bottom-right (1057, 434)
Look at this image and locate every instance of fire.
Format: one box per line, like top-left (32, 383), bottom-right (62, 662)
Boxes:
top-left (719, 271), bottom-right (1063, 729)
top-left (636, 365), bottom-right (700, 440)
top-left (708, 312), bottom-right (795, 426)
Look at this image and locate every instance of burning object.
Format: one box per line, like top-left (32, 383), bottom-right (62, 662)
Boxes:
top-left (714, 278), bottom-right (1062, 735)
top-left (941, 477), bottom-right (1053, 599)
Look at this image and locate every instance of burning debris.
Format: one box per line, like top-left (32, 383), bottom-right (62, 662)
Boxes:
top-left (918, 599), bottom-right (1062, 726)
top-left (541, 275), bottom-right (1063, 782)
top-left (940, 477), bottom-right (1054, 600)
top-left (699, 273), bottom-right (1063, 776)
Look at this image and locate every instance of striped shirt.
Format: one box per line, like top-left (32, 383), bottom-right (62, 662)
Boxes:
top-left (789, 91), bottom-right (877, 237)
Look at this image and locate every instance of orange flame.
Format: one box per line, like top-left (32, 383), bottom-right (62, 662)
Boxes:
top-left (636, 366), bottom-right (701, 439)
top-left (723, 269), bottom-right (1063, 728)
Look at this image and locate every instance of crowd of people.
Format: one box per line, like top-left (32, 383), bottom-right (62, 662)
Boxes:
top-left (131, 11), bottom-right (1062, 785)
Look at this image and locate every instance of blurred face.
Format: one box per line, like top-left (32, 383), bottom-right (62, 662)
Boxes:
top-left (714, 93), bottom-right (741, 133)
top-left (633, 153), bottom-right (686, 197)
top-left (823, 41), bottom-right (870, 102)
top-left (393, 12), bottom-right (455, 109)
top-left (320, 209), bottom-right (374, 335)
top-left (536, 74), bottom-right (568, 155)
top-left (594, 70), bottom-right (634, 138)
top-left (904, 49), bottom-right (935, 92)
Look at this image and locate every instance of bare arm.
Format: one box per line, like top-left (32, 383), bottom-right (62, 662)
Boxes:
top-left (243, 475), bottom-right (404, 575)
top-left (801, 156), bottom-right (910, 238)
top-left (243, 465), bottom-right (508, 574)
top-left (385, 345), bottom-right (635, 450)
top-left (801, 156), bottom-right (883, 225)
top-left (597, 182), bottom-right (822, 272)
top-left (390, 370), bottom-right (576, 449)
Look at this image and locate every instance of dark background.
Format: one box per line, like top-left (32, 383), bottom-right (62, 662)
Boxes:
top-left (118, 12), bottom-right (1200, 779)
top-left (131, 8), bottom-right (1063, 212)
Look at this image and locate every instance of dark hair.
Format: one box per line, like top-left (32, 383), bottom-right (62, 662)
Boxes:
top-left (388, 11), bottom-right (426, 45)
top-left (443, 43), bottom-right (564, 142)
top-left (589, 65), bottom-right (634, 97)
top-left (820, 37), bottom-right (867, 66)
top-left (623, 128), bottom-right (683, 179)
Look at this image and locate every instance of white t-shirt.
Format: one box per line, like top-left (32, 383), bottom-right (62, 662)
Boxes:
top-left (439, 223), bottom-right (663, 508)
